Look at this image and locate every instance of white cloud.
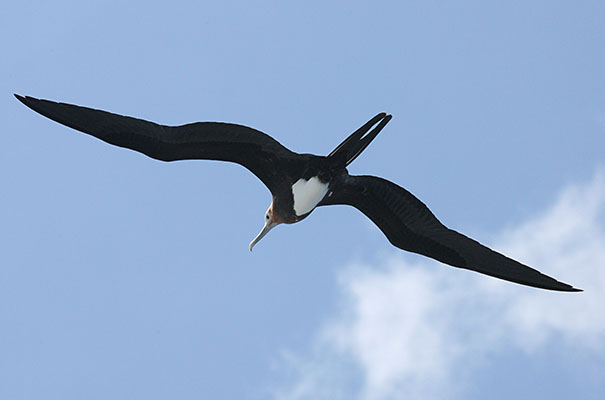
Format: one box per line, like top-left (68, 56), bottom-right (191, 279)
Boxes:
top-left (273, 168), bottom-right (605, 400)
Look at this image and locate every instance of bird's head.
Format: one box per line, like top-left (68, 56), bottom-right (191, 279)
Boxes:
top-left (249, 203), bottom-right (282, 251)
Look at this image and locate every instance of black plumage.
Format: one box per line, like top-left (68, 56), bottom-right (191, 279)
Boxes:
top-left (15, 94), bottom-right (580, 292)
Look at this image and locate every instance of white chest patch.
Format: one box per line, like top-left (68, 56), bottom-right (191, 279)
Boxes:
top-left (291, 177), bottom-right (329, 216)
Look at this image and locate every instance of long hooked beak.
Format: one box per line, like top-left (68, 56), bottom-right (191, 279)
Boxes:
top-left (249, 221), bottom-right (277, 251)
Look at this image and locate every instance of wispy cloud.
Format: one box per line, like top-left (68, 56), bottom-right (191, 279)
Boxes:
top-left (273, 168), bottom-right (605, 400)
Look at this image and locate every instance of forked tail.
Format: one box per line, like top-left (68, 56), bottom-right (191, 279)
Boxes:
top-left (327, 113), bottom-right (392, 167)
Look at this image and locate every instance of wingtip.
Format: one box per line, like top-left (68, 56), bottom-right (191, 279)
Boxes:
top-left (14, 93), bottom-right (34, 106)
top-left (559, 279), bottom-right (583, 292)
top-left (555, 283), bottom-right (582, 292)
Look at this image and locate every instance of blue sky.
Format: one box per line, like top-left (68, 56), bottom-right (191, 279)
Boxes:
top-left (2, 1), bottom-right (604, 399)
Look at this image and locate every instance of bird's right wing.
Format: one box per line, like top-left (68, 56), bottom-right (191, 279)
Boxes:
top-left (15, 95), bottom-right (302, 194)
top-left (319, 175), bottom-right (580, 292)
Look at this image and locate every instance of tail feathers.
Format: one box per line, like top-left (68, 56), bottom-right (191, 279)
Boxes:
top-left (328, 113), bottom-right (392, 167)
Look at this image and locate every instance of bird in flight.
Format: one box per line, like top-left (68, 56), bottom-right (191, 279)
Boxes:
top-left (15, 94), bottom-right (580, 292)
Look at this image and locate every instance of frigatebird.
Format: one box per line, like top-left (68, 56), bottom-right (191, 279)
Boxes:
top-left (15, 94), bottom-right (580, 292)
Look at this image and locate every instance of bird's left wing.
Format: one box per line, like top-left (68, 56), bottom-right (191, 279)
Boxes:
top-left (319, 174), bottom-right (580, 292)
top-left (15, 95), bottom-right (301, 194)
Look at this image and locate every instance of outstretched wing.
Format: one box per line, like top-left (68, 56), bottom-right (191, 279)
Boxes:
top-left (15, 95), bottom-right (301, 194)
top-left (320, 175), bottom-right (580, 292)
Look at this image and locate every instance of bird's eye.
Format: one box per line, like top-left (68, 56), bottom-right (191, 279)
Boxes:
top-left (266, 214), bottom-right (270, 220)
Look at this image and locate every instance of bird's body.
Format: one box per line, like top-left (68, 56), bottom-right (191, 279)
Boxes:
top-left (15, 94), bottom-right (581, 292)
top-left (291, 177), bottom-right (330, 217)
top-left (264, 155), bottom-right (336, 224)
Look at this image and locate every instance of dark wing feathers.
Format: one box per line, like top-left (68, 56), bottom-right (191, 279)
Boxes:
top-left (15, 95), bottom-right (299, 193)
top-left (321, 175), bottom-right (580, 292)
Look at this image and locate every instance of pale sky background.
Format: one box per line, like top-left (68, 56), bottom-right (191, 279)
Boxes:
top-left (2, 1), bottom-right (604, 399)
